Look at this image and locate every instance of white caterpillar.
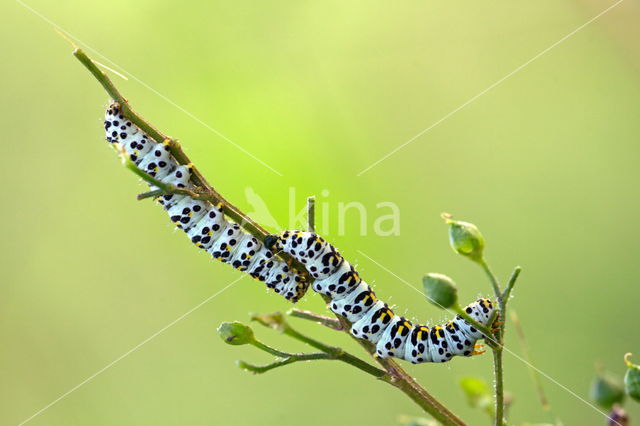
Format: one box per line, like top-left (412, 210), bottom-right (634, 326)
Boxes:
top-left (102, 102), bottom-right (494, 363)
top-left (103, 102), bottom-right (308, 302)
top-left (265, 231), bottom-right (495, 363)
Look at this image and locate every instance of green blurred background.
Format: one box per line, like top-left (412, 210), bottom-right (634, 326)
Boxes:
top-left (2, 0), bottom-right (639, 424)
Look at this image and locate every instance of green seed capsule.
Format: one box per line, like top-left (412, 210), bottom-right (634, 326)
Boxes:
top-left (217, 322), bottom-right (255, 346)
top-left (442, 213), bottom-right (485, 263)
top-left (624, 353), bottom-right (640, 402)
top-left (590, 372), bottom-right (625, 409)
top-left (423, 273), bottom-right (458, 309)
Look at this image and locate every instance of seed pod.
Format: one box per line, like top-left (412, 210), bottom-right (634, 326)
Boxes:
top-left (423, 273), bottom-right (458, 309)
top-left (624, 353), bottom-right (640, 402)
top-left (442, 213), bottom-right (485, 263)
top-left (217, 322), bottom-right (255, 345)
top-left (590, 372), bottom-right (625, 409)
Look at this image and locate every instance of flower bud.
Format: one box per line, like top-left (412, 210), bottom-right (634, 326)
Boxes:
top-left (442, 213), bottom-right (485, 263)
top-left (423, 273), bottom-right (458, 309)
top-left (624, 353), bottom-right (640, 402)
top-left (217, 322), bottom-right (255, 346)
top-left (590, 373), bottom-right (625, 409)
top-left (608, 404), bottom-right (629, 426)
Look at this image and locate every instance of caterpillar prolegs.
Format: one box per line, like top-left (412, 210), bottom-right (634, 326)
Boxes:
top-left (265, 231), bottom-right (495, 364)
top-left (103, 103), bottom-right (309, 302)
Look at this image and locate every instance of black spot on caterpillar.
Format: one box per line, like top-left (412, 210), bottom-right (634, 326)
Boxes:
top-left (267, 231), bottom-right (495, 364)
top-left (103, 102), bottom-right (309, 302)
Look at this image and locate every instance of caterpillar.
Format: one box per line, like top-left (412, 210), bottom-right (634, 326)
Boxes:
top-left (103, 102), bottom-right (309, 302)
top-left (264, 231), bottom-right (495, 363)
top-left (102, 102), bottom-right (495, 364)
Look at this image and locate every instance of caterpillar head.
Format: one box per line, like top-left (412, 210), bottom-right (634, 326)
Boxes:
top-left (264, 234), bottom-right (281, 251)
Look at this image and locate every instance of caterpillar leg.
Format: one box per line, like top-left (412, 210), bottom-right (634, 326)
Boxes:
top-left (472, 344), bottom-right (486, 356)
top-left (491, 312), bottom-right (503, 334)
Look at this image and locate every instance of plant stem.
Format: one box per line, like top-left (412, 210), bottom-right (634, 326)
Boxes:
top-left (74, 47), bottom-right (466, 426)
top-left (480, 260), bottom-right (502, 300)
top-left (74, 49), bottom-right (267, 243)
top-left (287, 309), bottom-right (343, 331)
top-left (250, 340), bottom-right (292, 358)
top-left (493, 348), bottom-right (505, 426)
top-left (318, 296), bottom-right (466, 426)
top-left (238, 353), bottom-right (330, 374)
top-left (479, 263), bottom-right (522, 426)
top-left (307, 196), bottom-right (316, 232)
top-left (251, 313), bottom-right (387, 378)
top-left (73, 48), bottom-right (313, 280)
top-left (502, 266), bottom-right (521, 303)
top-left (453, 305), bottom-right (497, 347)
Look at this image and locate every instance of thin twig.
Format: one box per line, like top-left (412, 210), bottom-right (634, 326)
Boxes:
top-left (453, 306), bottom-right (498, 348)
top-left (480, 260), bottom-right (502, 301)
top-left (238, 352), bottom-right (334, 374)
top-left (75, 47), bottom-right (466, 426)
top-left (287, 309), bottom-right (343, 331)
top-left (502, 266), bottom-right (522, 302)
top-left (307, 196), bottom-right (316, 232)
top-left (250, 312), bottom-right (387, 378)
top-left (479, 263), bottom-right (522, 426)
top-left (74, 49), bottom-right (266, 243)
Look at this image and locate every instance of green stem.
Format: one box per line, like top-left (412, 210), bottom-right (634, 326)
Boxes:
top-left (238, 352), bottom-right (331, 374)
top-left (307, 196), bottom-right (316, 232)
top-left (75, 47), bottom-right (465, 426)
top-left (137, 189), bottom-right (165, 200)
top-left (493, 348), bottom-right (505, 426)
top-left (453, 305), bottom-right (498, 348)
top-left (119, 150), bottom-right (200, 200)
top-left (263, 317), bottom-right (387, 378)
top-left (480, 259), bottom-right (502, 300)
top-left (287, 309), bottom-right (343, 331)
top-left (502, 266), bottom-right (521, 302)
top-left (318, 296), bottom-right (466, 426)
top-left (250, 340), bottom-right (293, 358)
top-left (480, 263), bottom-right (522, 426)
top-left (74, 49), bottom-right (269, 244)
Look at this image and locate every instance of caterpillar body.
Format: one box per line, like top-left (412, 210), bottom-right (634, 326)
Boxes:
top-left (103, 103), bottom-right (309, 302)
top-left (102, 102), bottom-right (495, 364)
top-left (265, 231), bottom-right (495, 363)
